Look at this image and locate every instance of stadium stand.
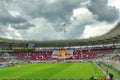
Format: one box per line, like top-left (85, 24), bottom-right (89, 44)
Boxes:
top-left (0, 22), bottom-right (120, 79)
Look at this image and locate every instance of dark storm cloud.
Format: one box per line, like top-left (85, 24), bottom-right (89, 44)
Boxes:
top-left (0, 1), bottom-right (35, 30)
top-left (67, 22), bottom-right (89, 39)
top-left (14, 0), bottom-right (89, 33)
top-left (11, 23), bottom-right (35, 30)
top-left (0, 4), bottom-right (27, 25)
top-left (68, 26), bottom-right (85, 39)
top-left (0, 0), bottom-right (120, 40)
top-left (10, 16), bottom-right (27, 24)
top-left (0, 16), bottom-right (27, 24)
top-left (87, 0), bottom-right (119, 23)
top-left (0, 0), bottom-right (88, 32)
top-left (17, 0), bottom-right (87, 22)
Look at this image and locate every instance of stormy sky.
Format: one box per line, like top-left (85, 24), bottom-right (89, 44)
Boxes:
top-left (0, 0), bottom-right (120, 41)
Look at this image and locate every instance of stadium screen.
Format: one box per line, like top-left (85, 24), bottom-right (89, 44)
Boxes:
top-left (28, 43), bottom-right (35, 48)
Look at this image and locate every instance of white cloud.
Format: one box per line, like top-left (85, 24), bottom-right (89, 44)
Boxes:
top-left (0, 0), bottom-right (120, 41)
top-left (108, 0), bottom-right (120, 10)
top-left (81, 22), bottom-right (115, 38)
top-left (47, 0), bottom-right (56, 4)
top-left (20, 18), bottom-right (64, 40)
top-left (66, 8), bottom-right (95, 39)
top-left (3, 25), bottom-right (23, 40)
top-left (70, 8), bottom-right (94, 23)
top-left (68, 7), bottom-right (118, 40)
top-left (9, 10), bottom-right (21, 17)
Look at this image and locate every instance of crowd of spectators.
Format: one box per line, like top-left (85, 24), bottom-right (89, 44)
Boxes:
top-left (0, 53), bottom-right (8, 63)
top-left (0, 46), bottom-right (118, 63)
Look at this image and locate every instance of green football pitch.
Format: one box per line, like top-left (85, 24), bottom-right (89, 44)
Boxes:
top-left (0, 62), bottom-right (105, 79)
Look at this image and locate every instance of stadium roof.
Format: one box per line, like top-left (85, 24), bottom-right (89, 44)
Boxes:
top-left (0, 22), bottom-right (120, 47)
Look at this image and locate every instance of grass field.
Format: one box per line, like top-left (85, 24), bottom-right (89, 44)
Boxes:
top-left (0, 62), bottom-right (105, 79)
top-left (100, 63), bottom-right (120, 80)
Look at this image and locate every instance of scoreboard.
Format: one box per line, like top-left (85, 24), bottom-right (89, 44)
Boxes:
top-left (28, 43), bottom-right (35, 48)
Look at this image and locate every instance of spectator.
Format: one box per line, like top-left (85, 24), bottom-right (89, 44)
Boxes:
top-left (90, 76), bottom-right (96, 80)
top-left (100, 77), bottom-right (107, 80)
top-left (109, 73), bottom-right (113, 80)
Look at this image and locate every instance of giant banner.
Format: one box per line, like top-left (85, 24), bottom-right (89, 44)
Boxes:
top-left (52, 49), bottom-right (73, 59)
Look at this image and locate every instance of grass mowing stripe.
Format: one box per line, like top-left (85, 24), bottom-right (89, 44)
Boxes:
top-left (49, 63), bottom-right (74, 78)
top-left (90, 62), bottom-right (96, 78)
top-left (0, 63), bottom-right (51, 78)
top-left (50, 62), bottom-right (103, 79)
top-left (20, 63), bottom-right (73, 78)
top-left (0, 64), bottom-right (38, 78)
top-left (91, 62), bottom-right (105, 78)
top-left (50, 63), bottom-right (76, 78)
top-left (0, 62), bottom-right (105, 79)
